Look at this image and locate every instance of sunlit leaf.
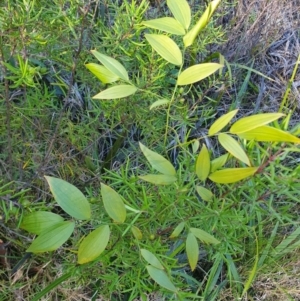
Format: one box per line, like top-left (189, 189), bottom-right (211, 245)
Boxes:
top-left (78, 225), bottom-right (110, 264)
top-left (139, 174), bottom-right (177, 185)
top-left (85, 63), bottom-right (119, 83)
top-left (210, 154), bottom-right (229, 172)
top-left (170, 222), bottom-right (185, 238)
top-left (230, 113), bottom-right (285, 134)
top-left (190, 227), bottom-right (220, 245)
top-left (27, 221), bottom-right (75, 253)
top-left (45, 176), bottom-right (91, 220)
top-left (209, 167), bottom-right (258, 183)
top-left (145, 34), bottom-right (182, 66)
top-left (167, 0), bottom-right (191, 29)
top-left (142, 17), bottom-right (185, 35)
top-left (101, 183), bottom-right (126, 223)
top-left (196, 186), bottom-right (213, 201)
top-left (93, 85), bottom-right (137, 99)
top-left (209, 109), bottom-right (238, 135)
top-left (186, 232), bottom-right (199, 271)
top-left (177, 63), bottom-right (223, 85)
top-left (141, 249), bottom-right (164, 269)
top-left (195, 144), bottom-right (210, 181)
top-left (150, 98), bottom-right (170, 110)
top-left (218, 133), bottom-right (251, 166)
top-left (131, 226), bottom-right (143, 240)
top-left (21, 211), bottom-right (64, 235)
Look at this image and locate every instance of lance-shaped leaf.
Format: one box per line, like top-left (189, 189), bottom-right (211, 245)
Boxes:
top-left (177, 63), bottom-right (223, 85)
top-left (45, 176), bottom-right (91, 220)
top-left (93, 85), bottom-right (137, 99)
top-left (27, 221), bottom-right (75, 253)
top-left (145, 34), bottom-right (182, 66)
top-left (218, 133), bottom-right (251, 166)
top-left (167, 0), bottom-right (191, 30)
top-left (211, 154), bottom-right (228, 172)
top-left (78, 225), bottom-right (110, 264)
top-left (21, 211), bottom-right (64, 235)
top-left (141, 249), bottom-right (164, 269)
top-left (150, 98), bottom-right (170, 110)
top-left (190, 227), bottom-right (220, 245)
top-left (237, 126), bottom-right (300, 143)
top-left (139, 174), bottom-right (177, 185)
top-left (139, 142), bottom-right (176, 175)
top-left (91, 50), bottom-right (129, 81)
top-left (196, 144), bottom-right (210, 181)
top-left (170, 221), bottom-right (185, 238)
top-left (196, 186), bottom-right (213, 201)
top-left (142, 17), bottom-right (185, 35)
top-left (209, 109), bottom-right (238, 135)
top-left (146, 265), bottom-right (178, 292)
top-left (230, 113), bottom-right (285, 134)
top-left (183, 0), bottom-right (221, 47)
top-left (101, 183), bottom-right (126, 223)
top-left (85, 63), bottom-right (119, 84)
top-left (131, 226), bottom-right (143, 240)
top-left (209, 167), bottom-right (258, 184)
top-left (186, 232), bottom-right (199, 271)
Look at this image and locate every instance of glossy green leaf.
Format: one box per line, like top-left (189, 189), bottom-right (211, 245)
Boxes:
top-left (142, 17), bottom-right (185, 35)
top-left (45, 176), bottom-right (91, 220)
top-left (93, 85), bottom-right (137, 99)
top-left (170, 222), bottom-right (185, 238)
top-left (27, 221), bottom-right (75, 253)
top-left (150, 98), bottom-right (170, 110)
top-left (167, 0), bottom-right (191, 29)
top-left (177, 63), bottom-right (223, 85)
top-left (210, 154), bottom-right (228, 173)
top-left (237, 126), bottom-right (300, 143)
top-left (196, 186), bottom-right (213, 201)
top-left (218, 133), bottom-right (251, 166)
top-left (78, 225), bottom-right (110, 264)
top-left (230, 113), bottom-right (285, 134)
top-left (196, 144), bottom-right (210, 181)
top-left (183, 0), bottom-right (221, 47)
top-left (190, 227), bottom-right (220, 245)
top-left (141, 249), bottom-right (164, 269)
top-left (186, 232), bottom-right (199, 271)
top-left (209, 109), bottom-right (238, 135)
top-left (209, 167), bottom-right (258, 184)
top-left (85, 63), bottom-right (119, 84)
top-left (145, 34), bottom-right (182, 66)
top-left (131, 226), bottom-right (143, 240)
top-left (91, 50), bottom-right (129, 81)
top-left (139, 142), bottom-right (176, 175)
top-left (21, 211), bottom-right (64, 235)
top-left (146, 265), bottom-right (177, 292)
top-left (101, 183), bottom-right (126, 223)
top-left (139, 174), bottom-right (177, 185)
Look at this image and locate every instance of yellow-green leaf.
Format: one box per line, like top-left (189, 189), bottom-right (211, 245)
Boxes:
top-left (209, 167), bottom-right (258, 184)
top-left (230, 113), bottom-right (285, 134)
top-left (85, 63), bottom-right (119, 83)
top-left (218, 133), bottom-right (251, 166)
top-left (142, 17), bottom-right (185, 35)
top-left (167, 0), bottom-right (191, 30)
top-left (139, 174), bottom-right (177, 185)
top-left (170, 222), bottom-right (185, 238)
top-left (131, 226), bottom-right (143, 240)
top-left (141, 249), bottom-right (164, 269)
top-left (190, 227), bottom-right (220, 245)
top-left (78, 225), bottom-right (110, 264)
top-left (237, 126), bottom-right (300, 143)
top-left (145, 34), bottom-right (182, 66)
top-left (209, 109), bottom-right (238, 135)
top-left (196, 144), bottom-right (210, 181)
top-left (150, 98), bottom-right (170, 110)
top-left (93, 85), bottom-right (137, 99)
top-left (101, 183), bottom-right (126, 223)
top-left (211, 154), bottom-right (228, 172)
top-left (196, 186), bottom-right (213, 201)
top-left (186, 232), bottom-right (199, 271)
top-left (177, 63), bottom-right (223, 85)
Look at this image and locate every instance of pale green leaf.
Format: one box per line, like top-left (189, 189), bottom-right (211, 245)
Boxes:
top-left (142, 17), bottom-right (185, 35)
top-left (209, 167), bottom-right (258, 184)
top-left (131, 226), bottom-right (143, 240)
top-left (167, 0), bottom-right (191, 29)
top-left (91, 50), bottom-right (129, 81)
top-left (192, 140), bottom-right (200, 154)
top-left (230, 113), bottom-right (285, 134)
top-left (210, 154), bottom-right (228, 172)
top-left (208, 109), bottom-right (238, 135)
top-left (146, 265), bottom-right (177, 292)
top-left (93, 85), bottom-right (137, 99)
top-left (45, 176), bottom-right (91, 220)
top-left (186, 232), bottom-right (199, 271)
top-left (170, 222), bottom-right (185, 238)
top-left (150, 98), bottom-right (170, 110)
top-left (139, 142), bottom-right (176, 175)
top-left (237, 126), bottom-right (300, 143)
top-left (196, 186), bottom-right (213, 201)
top-left (141, 249), bottom-right (164, 269)
top-left (195, 144), bottom-right (210, 181)
top-left (85, 63), bottom-right (119, 84)
top-left (21, 211), bottom-right (64, 235)
top-left (177, 63), bottom-right (223, 85)
top-left (139, 174), bottom-right (177, 185)
top-left (27, 221), bottom-right (75, 253)
top-left (145, 34), bottom-right (182, 66)
top-left (101, 183), bottom-right (126, 223)
top-left (190, 227), bottom-right (220, 245)
top-left (78, 225), bottom-right (110, 264)
top-left (218, 133), bottom-right (251, 166)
